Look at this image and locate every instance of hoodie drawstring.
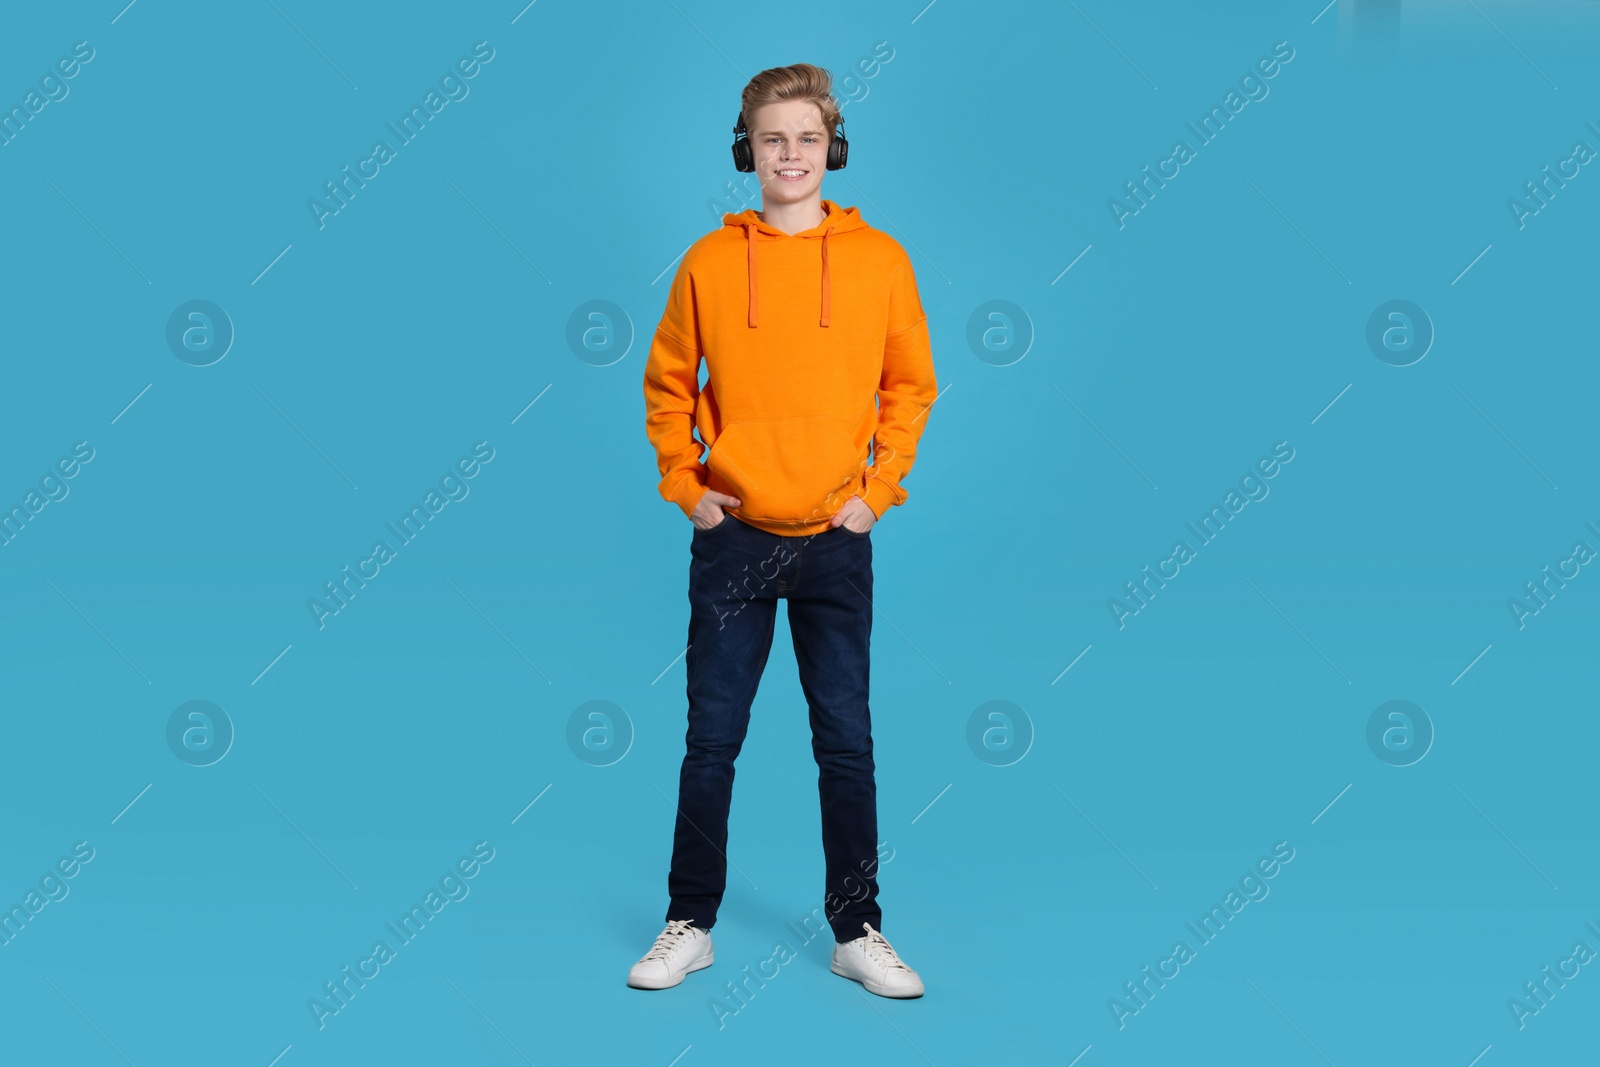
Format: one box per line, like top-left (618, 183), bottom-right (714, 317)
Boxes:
top-left (744, 221), bottom-right (759, 328)
top-left (743, 219), bottom-right (832, 329)
top-left (819, 231), bottom-right (831, 328)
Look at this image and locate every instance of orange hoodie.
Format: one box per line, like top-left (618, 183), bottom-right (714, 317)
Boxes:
top-left (643, 199), bottom-right (937, 537)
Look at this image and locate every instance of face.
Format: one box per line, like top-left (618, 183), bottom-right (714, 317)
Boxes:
top-left (747, 98), bottom-right (831, 205)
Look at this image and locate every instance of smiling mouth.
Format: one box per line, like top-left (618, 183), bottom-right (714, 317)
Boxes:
top-left (776, 169), bottom-right (808, 179)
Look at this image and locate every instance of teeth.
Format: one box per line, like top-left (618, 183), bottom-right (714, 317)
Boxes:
top-left (778, 170), bottom-right (805, 176)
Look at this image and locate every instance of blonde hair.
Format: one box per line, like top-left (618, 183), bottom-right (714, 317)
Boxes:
top-left (739, 63), bottom-right (841, 142)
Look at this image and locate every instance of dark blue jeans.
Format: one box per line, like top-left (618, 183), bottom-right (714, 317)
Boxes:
top-left (665, 513), bottom-right (881, 943)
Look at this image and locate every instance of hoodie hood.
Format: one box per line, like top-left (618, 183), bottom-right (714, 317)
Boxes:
top-left (721, 199), bottom-right (869, 329)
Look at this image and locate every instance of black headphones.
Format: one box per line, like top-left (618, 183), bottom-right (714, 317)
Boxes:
top-left (731, 108), bottom-right (847, 173)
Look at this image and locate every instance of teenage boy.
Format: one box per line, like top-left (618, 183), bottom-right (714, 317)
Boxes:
top-left (632, 63), bottom-right (937, 999)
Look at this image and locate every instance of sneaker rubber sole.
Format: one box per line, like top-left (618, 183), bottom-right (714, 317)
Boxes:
top-left (627, 952), bottom-right (714, 990)
top-left (830, 960), bottom-right (925, 998)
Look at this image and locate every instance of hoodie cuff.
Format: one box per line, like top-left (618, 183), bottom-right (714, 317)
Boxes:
top-left (860, 477), bottom-right (899, 519)
top-left (667, 473), bottom-right (710, 518)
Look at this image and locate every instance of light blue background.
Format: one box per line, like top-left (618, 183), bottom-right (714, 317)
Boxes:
top-left (2, 1), bottom-right (1596, 1064)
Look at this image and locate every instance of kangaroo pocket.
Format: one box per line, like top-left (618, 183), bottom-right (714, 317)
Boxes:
top-left (706, 415), bottom-right (864, 522)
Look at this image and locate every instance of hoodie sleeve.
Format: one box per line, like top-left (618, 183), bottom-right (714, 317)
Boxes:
top-left (860, 256), bottom-right (937, 519)
top-left (643, 260), bottom-right (711, 518)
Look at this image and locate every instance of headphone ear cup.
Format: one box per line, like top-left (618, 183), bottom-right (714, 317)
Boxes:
top-left (827, 128), bottom-right (847, 170)
top-left (732, 111), bottom-right (755, 172)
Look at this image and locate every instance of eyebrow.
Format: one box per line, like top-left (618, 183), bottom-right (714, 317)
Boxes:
top-left (756, 129), bottom-right (825, 138)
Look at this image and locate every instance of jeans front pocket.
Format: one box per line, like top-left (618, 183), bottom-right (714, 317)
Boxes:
top-left (695, 514), bottom-right (737, 535)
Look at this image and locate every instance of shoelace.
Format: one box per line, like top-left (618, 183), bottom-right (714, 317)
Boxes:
top-left (859, 924), bottom-right (913, 972)
top-left (641, 919), bottom-right (698, 962)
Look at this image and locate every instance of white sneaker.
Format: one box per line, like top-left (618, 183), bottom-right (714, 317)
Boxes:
top-left (831, 922), bottom-right (925, 998)
top-left (627, 919), bottom-right (714, 989)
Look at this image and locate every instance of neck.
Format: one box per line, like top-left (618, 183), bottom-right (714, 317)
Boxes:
top-left (757, 196), bottom-right (826, 235)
